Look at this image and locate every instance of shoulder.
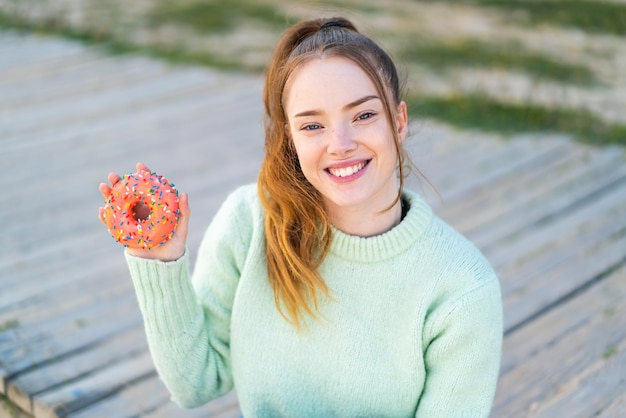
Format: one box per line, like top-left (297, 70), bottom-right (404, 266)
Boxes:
top-left (414, 201), bottom-right (502, 333)
top-left (402, 189), bottom-right (498, 295)
top-left (212, 183), bottom-right (263, 226)
top-left (436, 218), bottom-right (497, 292)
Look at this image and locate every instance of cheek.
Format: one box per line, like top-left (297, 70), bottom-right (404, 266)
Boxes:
top-left (293, 142), bottom-right (313, 169)
top-left (376, 126), bottom-right (400, 160)
top-left (292, 139), bottom-right (322, 179)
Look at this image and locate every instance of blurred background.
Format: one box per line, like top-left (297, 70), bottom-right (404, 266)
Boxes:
top-left (1, 0), bottom-right (625, 145)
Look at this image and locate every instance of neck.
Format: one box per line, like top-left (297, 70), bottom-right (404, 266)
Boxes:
top-left (327, 198), bottom-right (403, 238)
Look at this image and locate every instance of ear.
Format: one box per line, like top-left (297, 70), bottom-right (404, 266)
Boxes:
top-left (395, 101), bottom-right (408, 143)
top-left (284, 122), bottom-right (292, 140)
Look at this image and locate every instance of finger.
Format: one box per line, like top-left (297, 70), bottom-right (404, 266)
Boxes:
top-left (99, 182), bottom-right (111, 198)
top-left (176, 192), bottom-right (190, 238)
top-left (136, 162), bottom-right (151, 173)
top-left (98, 207), bottom-right (106, 225)
top-left (179, 192), bottom-right (190, 218)
top-left (108, 172), bottom-right (121, 186)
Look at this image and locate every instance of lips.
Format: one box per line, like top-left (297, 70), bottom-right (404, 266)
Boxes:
top-left (327, 160), bottom-right (370, 178)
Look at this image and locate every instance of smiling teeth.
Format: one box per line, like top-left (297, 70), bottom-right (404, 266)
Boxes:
top-left (329, 162), bottom-right (366, 178)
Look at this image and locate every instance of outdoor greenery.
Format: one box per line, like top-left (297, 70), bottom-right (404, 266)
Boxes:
top-left (0, 319), bottom-right (19, 331)
top-left (0, 0), bottom-right (624, 145)
top-left (401, 39), bottom-right (597, 86)
top-left (0, 11), bottom-right (247, 70)
top-left (405, 94), bottom-right (626, 146)
top-left (424, 0), bottom-right (626, 35)
top-left (0, 393), bottom-right (20, 418)
top-left (149, 0), bottom-right (288, 33)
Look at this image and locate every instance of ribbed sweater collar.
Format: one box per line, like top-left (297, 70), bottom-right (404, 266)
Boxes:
top-left (329, 189), bottom-right (433, 263)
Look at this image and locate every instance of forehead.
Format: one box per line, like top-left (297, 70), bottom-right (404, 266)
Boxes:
top-left (284, 56), bottom-right (379, 111)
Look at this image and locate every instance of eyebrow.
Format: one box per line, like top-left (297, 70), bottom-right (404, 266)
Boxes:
top-left (293, 95), bottom-right (380, 118)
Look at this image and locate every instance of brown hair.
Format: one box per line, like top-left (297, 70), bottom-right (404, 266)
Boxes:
top-left (257, 17), bottom-right (411, 326)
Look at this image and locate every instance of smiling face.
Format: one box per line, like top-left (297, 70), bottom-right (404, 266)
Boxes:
top-left (284, 56), bottom-right (408, 226)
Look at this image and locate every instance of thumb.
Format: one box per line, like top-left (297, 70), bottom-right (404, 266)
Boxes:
top-left (175, 192), bottom-right (190, 240)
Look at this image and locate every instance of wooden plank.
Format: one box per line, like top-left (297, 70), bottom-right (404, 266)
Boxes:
top-left (0, 34), bottom-right (87, 73)
top-left (0, 266), bottom-right (131, 336)
top-left (499, 209), bottom-right (626, 309)
top-left (412, 140), bottom-right (508, 205)
top-left (404, 122), bottom-right (477, 162)
top-left (0, 67), bottom-right (225, 136)
top-left (2, 124), bottom-right (262, 255)
top-left (405, 127), bottom-right (522, 209)
top-left (63, 375), bottom-right (241, 418)
top-left (0, 79), bottom-right (262, 184)
top-left (493, 265), bottom-right (626, 416)
top-left (0, 247), bottom-right (128, 312)
top-left (438, 144), bottom-right (616, 234)
top-left (0, 262), bottom-right (133, 340)
top-left (0, 397), bottom-right (34, 418)
top-left (0, 48), bottom-right (103, 89)
top-left (1, 89), bottom-right (262, 198)
top-left (0, 88), bottom-right (262, 235)
top-left (528, 337), bottom-right (625, 417)
top-left (484, 173), bottom-right (626, 271)
top-left (503, 233), bottom-right (626, 333)
top-left (32, 351), bottom-right (155, 418)
top-left (0, 56), bottom-right (172, 111)
top-left (63, 373), bottom-right (171, 418)
top-left (0, 120), bottom-right (263, 256)
top-left (0, 232), bottom-right (117, 290)
top-left (414, 134), bottom-right (502, 181)
top-left (420, 132), bottom-right (565, 187)
top-left (0, 289), bottom-right (142, 384)
top-left (499, 191), bottom-right (626, 287)
top-left (0, 31), bottom-right (263, 417)
top-left (434, 136), bottom-right (570, 207)
top-left (6, 325), bottom-right (147, 415)
top-left (473, 158), bottom-right (626, 253)
top-left (1, 53), bottom-right (256, 147)
top-left (497, 181), bottom-right (626, 331)
top-left (2, 75), bottom-right (262, 153)
top-left (500, 268), bottom-right (626, 375)
top-left (596, 393), bottom-right (626, 418)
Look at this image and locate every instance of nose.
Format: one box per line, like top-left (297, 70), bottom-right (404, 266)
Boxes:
top-left (326, 124), bottom-right (356, 156)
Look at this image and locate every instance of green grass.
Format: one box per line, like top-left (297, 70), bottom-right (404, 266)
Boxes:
top-left (0, 319), bottom-right (19, 331)
top-left (401, 39), bottom-right (596, 86)
top-left (150, 0), bottom-right (288, 33)
top-left (0, 12), bottom-right (249, 71)
top-left (426, 0), bottom-right (626, 36)
top-left (405, 93), bottom-right (626, 146)
top-left (1, 2), bottom-right (623, 146)
top-left (603, 345), bottom-right (618, 360)
top-left (0, 393), bottom-right (20, 418)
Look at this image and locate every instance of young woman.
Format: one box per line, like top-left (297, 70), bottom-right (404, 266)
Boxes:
top-left (99, 17), bottom-right (502, 417)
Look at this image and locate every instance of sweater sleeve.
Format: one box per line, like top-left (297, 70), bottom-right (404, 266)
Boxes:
top-left (417, 274), bottom-right (503, 418)
top-left (125, 188), bottom-right (250, 408)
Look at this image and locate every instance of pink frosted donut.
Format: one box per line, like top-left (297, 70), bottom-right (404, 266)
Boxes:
top-left (103, 169), bottom-right (179, 250)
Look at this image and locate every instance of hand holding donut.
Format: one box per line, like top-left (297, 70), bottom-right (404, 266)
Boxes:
top-left (98, 162), bottom-right (189, 262)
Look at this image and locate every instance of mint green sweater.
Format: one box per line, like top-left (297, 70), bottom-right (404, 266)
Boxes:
top-left (125, 184), bottom-right (502, 417)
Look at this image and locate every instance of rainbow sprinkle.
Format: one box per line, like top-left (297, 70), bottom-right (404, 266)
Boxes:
top-left (103, 169), bottom-right (180, 250)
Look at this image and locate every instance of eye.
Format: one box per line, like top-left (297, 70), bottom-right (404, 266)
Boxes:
top-left (356, 112), bottom-right (376, 121)
top-left (301, 123), bottom-right (322, 131)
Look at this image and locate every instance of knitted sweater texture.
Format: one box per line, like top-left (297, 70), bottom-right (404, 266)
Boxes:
top-left (125, 184), bottom-right (503, 417)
